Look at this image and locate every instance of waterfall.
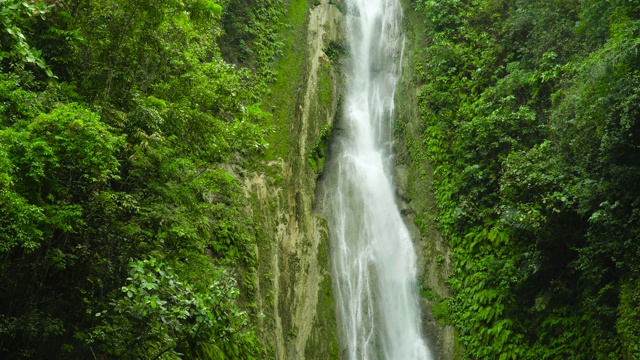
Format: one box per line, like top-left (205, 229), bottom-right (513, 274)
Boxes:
top-left (322, 0), bottom-right (433, 359)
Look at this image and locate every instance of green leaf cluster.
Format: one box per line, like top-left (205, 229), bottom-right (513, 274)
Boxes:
top-left (80, 258), bottom-right (262, 359)
top-left (0, 0), bottom-right (284, 358)
top-left (0, 0), bottom-right (54, 76)
top-left (412, 0), bottom-right (640, 358)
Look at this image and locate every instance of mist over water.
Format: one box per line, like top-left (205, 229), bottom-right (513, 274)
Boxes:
top-left (322, 1), bottom-right (433, 359)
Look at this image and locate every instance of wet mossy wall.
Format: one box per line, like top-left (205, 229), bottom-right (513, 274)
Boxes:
top-left (244, 1), bottom-right (345, 359)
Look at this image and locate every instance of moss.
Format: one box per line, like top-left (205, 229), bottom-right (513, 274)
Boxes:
top-left (244, 168), bottom-right (282, 357)
top-left (265, 0), bottom-right (310, 161)
top-left (324, 40), bottom-right (347, 62)
top-left (432, 299), bottom-right (452, 325)
top-left (303, 57), bottom-right (337, 175)
top-left (250, 1), bottom-right (344, 358)
top-left (308, 122), bottom-right (333, 175)
top-left (420, 284), bottom-right (438, 301)
top-left (316, 217), bottom-right (330, 265)
top-left (318, 63), bottom-right (333, 108)
top-left (304, 244), bottom-right (340, 359)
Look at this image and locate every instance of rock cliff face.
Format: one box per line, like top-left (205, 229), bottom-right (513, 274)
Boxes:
top-left (243, 1), bottom-right (345, 359)
top-left (244, 1), bottom-right (460, 359)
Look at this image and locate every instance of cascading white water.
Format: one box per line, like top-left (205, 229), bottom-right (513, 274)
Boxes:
top-left (323, 1), bottom-right (433, 359)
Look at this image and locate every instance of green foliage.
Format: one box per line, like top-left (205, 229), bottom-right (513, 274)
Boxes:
top-left (308, 123), bottom-right (333, 174)
top-left (263, 0), bottom-right (308, 160)
top-left (0, 0), bottom-right (280, 358)
top-left (412, 0), bottom-right (640, 357)
top-left (0, 176), bottom-right (44, 253)
top-left (82, 258), bottom-right (263, 359)
top-left (219, 0), bottom-right (284, 86)
top-left (324, 40), bottom-right (346, 61)
top-left (0, 0), bottom-right (53, 76)
top-left (617, 279), bottom-right (640, 359)
top-left (431, 299), bottom-right (451, 324)
top-left (0, 103), bottom-right (123, 252)
top-left (0, 104), bottom-right (126, 358)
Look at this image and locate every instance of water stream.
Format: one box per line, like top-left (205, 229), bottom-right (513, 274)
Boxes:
top-left (322, 1), bottom-right (433, 359)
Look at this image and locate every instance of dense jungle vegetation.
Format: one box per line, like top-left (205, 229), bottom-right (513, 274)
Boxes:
top-left (0, 0), bottom-right (284, 358)
top-left (411, 0), bottom-right (640, 358)
top-left (4, 0), bottom-right (640, 358)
